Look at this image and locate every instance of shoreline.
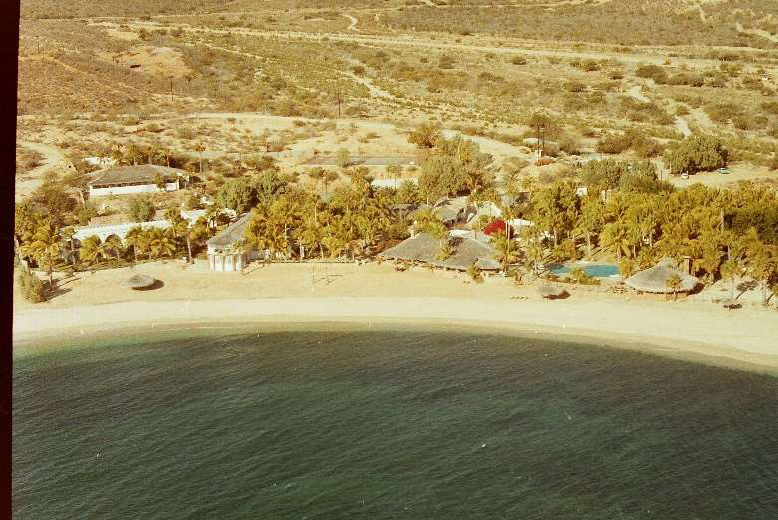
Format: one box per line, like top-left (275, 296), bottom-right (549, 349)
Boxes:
top-left (13, 297), bottom-right (778, 376)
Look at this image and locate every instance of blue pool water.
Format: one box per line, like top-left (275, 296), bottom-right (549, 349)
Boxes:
top-left (549, 263), bottom-right (620, 277)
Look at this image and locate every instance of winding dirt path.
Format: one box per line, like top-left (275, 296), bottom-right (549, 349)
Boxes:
top-left (113, 20), bottom-right (731, 68)
top-left (343, 13), bottom-right (358, 32)
top-left (735, 22), bottom-right (778, 44)
top-left (16, 141), bottom-right (74, 201)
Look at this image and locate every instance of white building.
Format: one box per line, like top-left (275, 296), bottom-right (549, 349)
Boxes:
top-left (87, 164), bottom-right (184, 197)
top-left (206, 214), bottom-right (261, 272)
top-left (71, 209), bottom-right (207, 243)
top-left (85, 156), bottom-right (118, 168)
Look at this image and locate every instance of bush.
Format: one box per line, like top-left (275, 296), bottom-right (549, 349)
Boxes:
top-left (128, 195), bottom-right (156, 223)
top-left (635, 64), bottom-right (668, 83)
top-left (664, 135), bottom-right (728, 175)
top-left (467, 263), bottom-right (484, 283)
top-left (17, 269), bottom-right (47, 303)
top-left (509, 55), bottom-right (527, 65)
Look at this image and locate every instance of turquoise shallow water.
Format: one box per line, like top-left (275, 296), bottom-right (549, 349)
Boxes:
top-left (548, 263), bottom-right (620, 277)
top-left (13, 325), bottom-right (778, 519)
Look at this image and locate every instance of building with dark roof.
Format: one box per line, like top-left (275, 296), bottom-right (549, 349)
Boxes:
top-left (87, 164), bottom-right (184, 197)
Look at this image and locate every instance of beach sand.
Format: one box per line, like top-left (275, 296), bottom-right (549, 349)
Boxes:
top-left (13, 261), bottom-right (778, 374)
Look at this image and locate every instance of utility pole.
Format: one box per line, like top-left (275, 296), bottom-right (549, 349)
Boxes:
top-left (170, 77), bottom-right (174, 103)
top-left (337, 90), bottom-right (341, 119)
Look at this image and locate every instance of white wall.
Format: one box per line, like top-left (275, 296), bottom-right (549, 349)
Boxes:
top-left (89, 182), bottom-right (179, 198)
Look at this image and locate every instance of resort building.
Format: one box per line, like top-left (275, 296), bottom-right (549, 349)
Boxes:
top-left (206, 214), bottom-right (261, 272)
top-left (87, 164), bottom-right (185, 197)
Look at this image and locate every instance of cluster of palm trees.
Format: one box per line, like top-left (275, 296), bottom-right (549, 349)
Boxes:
top-left (520, 180), bottom-right (778, 301)
top-left (14, 201), bottom-right (214, 281)
top-left (241, 174), bottom-right (404, 262)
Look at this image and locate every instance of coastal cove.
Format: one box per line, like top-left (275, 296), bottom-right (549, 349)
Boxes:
top-left (13, 325), bottom-right (778, 519)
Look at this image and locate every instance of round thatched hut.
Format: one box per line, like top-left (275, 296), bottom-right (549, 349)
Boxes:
top-left (537, 282), bottom-right (567, 300)
top-left (121, 274), bottom-right (156, 290)
top-left (624, 265), bottom-right (698, 294)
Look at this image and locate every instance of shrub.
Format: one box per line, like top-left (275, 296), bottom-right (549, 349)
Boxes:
top-left (664, 135), bottom-right (728, 175)
top-left (635, 64), bottom-right (668, 83)
top-left (17, 269), bottom-right (47, 303)
top-left (468, 263), bottom-right (483, 283)
top-left (127, 195), bottom-right (156, 223)
top-left (509, 55), bottom-right (527, 65)
top-left (336, 148), bottom-right (350, 168)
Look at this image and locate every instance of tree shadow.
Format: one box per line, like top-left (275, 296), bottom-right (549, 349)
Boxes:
top-left (736, 280), bottom-right (758, 299)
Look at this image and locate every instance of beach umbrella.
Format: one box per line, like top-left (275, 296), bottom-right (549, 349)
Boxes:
top-left (537, 282), bottom-right (567, 299)
top-left (624, 265), bottom-right (698, 294)
top-left (121, 274), bottom-right (156, 290)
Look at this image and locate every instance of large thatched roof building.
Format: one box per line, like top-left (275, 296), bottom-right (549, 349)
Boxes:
top-left (624, 264), bottom-right (699, 294)
top-left (379, 232), bottom-right (500, 271)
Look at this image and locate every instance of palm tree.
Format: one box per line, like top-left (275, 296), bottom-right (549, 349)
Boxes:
top-left (490, 231), bottom-right (519, 274)
top-left (24, 220), bottom-right (61, 286)
top-left (720, 259), bottom-right (741, 302)
top-left (148, 229), bottom-right (177, 259)
top-left (666, 274), bottom-right (682, 301)
top-left (577, 195), bottom-right (604, 260)
top-left (79, 235), bottom-right (103, 267)
top-left (104, 235), bottom-right (124, 262)
top-left (601, 221), bottom-right (630, 261)
top-left (747, 245), bottom-right (777, 305)
top-left (61, 226), bottom-right (76, 266)
top-left (193, 142), bottom-right (206, 174)
top-left (124, 226), bottom-right (147, 262)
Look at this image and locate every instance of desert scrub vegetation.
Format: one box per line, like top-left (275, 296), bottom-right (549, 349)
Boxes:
top-left (382, 1), bottom-right (776, 47)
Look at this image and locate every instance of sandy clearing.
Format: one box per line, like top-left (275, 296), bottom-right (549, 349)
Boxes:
top-left (668, 162), bottom-right (778, 187)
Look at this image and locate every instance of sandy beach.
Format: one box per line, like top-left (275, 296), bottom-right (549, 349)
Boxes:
top-left (13, 261), bottom-right (778, 374)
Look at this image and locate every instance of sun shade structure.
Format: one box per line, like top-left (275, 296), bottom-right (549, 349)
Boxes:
top-left (624, 265), bottom-right (699, 294)
top-left (121, 274), bottom-right (156, 289)
top-left (379, 232), bottom-right (500, 271)
top-left (537, 282), bottom-right (567, 299)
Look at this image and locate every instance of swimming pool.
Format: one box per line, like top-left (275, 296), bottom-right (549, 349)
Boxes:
top-left (548, 263), bottom-right (620, 278)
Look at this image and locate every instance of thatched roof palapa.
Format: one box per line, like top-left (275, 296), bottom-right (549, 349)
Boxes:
top-left (206, 214), bottom-right (252, 250)
top-left (379, 233), bottom-right (500, 271)
top-left (624, 265), bottom-right (698, 294)
top-left (121, 274), bottom-right (156, 289)
top-left (537, 282), bottom-right (567, 299)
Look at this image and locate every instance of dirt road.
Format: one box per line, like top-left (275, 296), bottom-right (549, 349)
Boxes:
top-left (16, 141), bottom-right (74, 201)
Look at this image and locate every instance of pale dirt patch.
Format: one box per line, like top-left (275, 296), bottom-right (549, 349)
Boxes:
top-left (105, 28), bottom-right (139, 41)
top-left (100, 46), bottom-right (191, 78)
top-left (668, 162), bottom-right (778, 188)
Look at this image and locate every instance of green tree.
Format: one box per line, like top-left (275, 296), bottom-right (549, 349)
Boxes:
top-left (490, 231), bottom-right (519, 273)
top-left (128, 195), bottom-right (157, 223)
top-left (408, 121), bottom-right (441, 149)
top-left (79, 235), bottom-right (104, 267)
top-left (216, 178), bottom-right (257, 213)
top-left (664, 135), bottom-right (728, 176)
top-left (24, 220), bottom-right (61, 286)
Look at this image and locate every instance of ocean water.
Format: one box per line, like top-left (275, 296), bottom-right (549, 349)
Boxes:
top-left (13, 325), bottom-right (778, 520)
